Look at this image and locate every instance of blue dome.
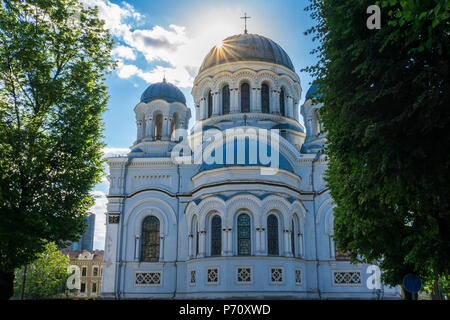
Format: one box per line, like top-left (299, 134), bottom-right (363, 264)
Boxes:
top-left (305, 84), bottom-right (321, 100)
top-left (140, 80), bottom-right (186, 104)
top-left (199, 33), bottom-right (295, 73)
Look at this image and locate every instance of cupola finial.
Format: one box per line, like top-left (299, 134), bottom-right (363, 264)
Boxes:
top-left (241, 13), bottom-right (251, 34)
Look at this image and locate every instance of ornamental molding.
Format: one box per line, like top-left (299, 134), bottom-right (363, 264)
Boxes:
top-left (125, 196), bottom-right (177, 235)
top-left (197, 197), bottom-right (226, 228)
top-left (316, 196), bottom-right (335, 225)
top-left (225, 195), bottom-right (261, 228)
top-left (134, 99), bottom-right (188, 116)
top-left (185, 193), bottom-right (309, 231)
top-left (194, 61), bottom-right (300, 86)
top-left (255, 71), bottom-right (278, 88)
top-left (192, 64), bottom-right (300, 102)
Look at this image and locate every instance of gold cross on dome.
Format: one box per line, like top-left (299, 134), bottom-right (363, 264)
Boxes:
top-left (241, 13), bottom-right (251, 34)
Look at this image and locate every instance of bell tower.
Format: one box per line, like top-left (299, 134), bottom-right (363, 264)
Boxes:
top-left (131, 79), bottom-right (191, 157)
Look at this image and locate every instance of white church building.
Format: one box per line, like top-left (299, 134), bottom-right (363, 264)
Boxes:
top-left (100, 32), bottom-right (401, 299)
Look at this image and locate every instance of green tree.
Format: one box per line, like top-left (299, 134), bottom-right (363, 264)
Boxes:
top-left (304, 0), bottom-right (449, 299)
top-left (13, 242), bottom-right (72, 299)
top-left (0, 0), bottom-right (114, 299)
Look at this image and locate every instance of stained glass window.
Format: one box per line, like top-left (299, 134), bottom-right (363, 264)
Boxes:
top-left (267, 214), bottom-right (279, 255)
top-left (207, 90), bottom-right (213, 118)
top-left (222, 85), bottom-right (230, 115)
top-left (240, 83), bottom-right (250, 113)
top-left (280, 88), bottom-right (285, 116)
top-left (237, 213), bottom-right (251, 255)
top-left (261, 84), bottom-right (270, 113)
top-left (141, 216), bottom-right (160, 262)
top-left (211, 215), bottom-right (222, 256)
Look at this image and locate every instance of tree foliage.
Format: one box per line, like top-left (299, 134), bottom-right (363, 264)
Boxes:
top-left (0, 0), bottom-right (114, 297)
top-left (304, 0), bottom-right (449, 288)
top-left (13, 242), bottom-right (72, 299)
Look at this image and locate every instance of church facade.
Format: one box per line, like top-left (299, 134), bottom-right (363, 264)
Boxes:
top-left (100, 33), bottom-right (401, 299)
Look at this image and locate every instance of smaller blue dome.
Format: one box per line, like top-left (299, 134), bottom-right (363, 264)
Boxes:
top-left (140, 80), bottom-right (186, 104)
top-left (131, 148), bottom-right (143, 153)
top-left (305, 84), bottom-right (321, 100)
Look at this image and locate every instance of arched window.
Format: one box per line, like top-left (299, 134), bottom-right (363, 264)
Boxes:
top-left (222, 85), bottom-right (230, 115)
top-left (261, 83), bottom-right (270, 113)
top-left (211, 215), bottom-right (222, 256)
top-left (141, 216), bottom-right (160, 261)
top-left (240, 83), bottom-right (250, 113)
top-left (154, 113), bottom-right (163, 140)
top-left (267, 214), bottom-right (279, 255)
top-left (279, 88), bottom-right (286, 116)
top-left (207, 90), bottom-right (213, 118)
top-left (237, 213), bottom-right (251, 255)
top-left (315, 110), bottom-right (321, 135)
top-left (171, 113), bottom-right (179, 140)
top-left (192, 216), bottom-right (199, 257)
top-left (291, 219), bottom-right (295, 256)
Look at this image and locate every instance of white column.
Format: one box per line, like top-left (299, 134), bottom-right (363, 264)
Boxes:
top-left (251, 88), bottom-right (258, 112)
top-left (188, 234), bottom-right (193, 258)
top-left (298, 233), bottom-right (303, 257)
top-left (227, 228), bottom-right (233, 255)
top-left (198, 231), bottom-right (206, 257)
top-left (159, 236), bottom-right (165, 261)
top-left (255, 228), bottom-right (263, 255)
top-left (200, 98), bottom-right (206, 120)
top-left (212, 91), bottom-right (220, 116)
top-left (260, 228), bottom-right (266, 253)
top-left (100, 216), bottom-right (119, 296)
top-left (134, 235), bottom-right (140, 260)
top-left (231, 88), bottom-right (239, 113)
top-left (287, 96), bottom-right (294, 118)
top-left (136, 120), bottom-right (144, 140)
top-left (195, 104), bottom-right (200, 121)
top-left (221, 229), bottom-right (227, 255)
top-left (284, 230), bottom-right (292, 257)
top-left (255, 87), bottom-right (262, 112)
top-left (271, 90), bottom-right (280, 114)
top-left (293, 101), bottom-right (299, 121)
top-left (255, 228), bottom-right (260, 253)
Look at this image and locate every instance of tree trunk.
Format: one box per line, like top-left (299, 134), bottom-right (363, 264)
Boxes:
top-left (20, 265), bottom-right (27, 300)
top-left (431, 276), bottom-right (442, 300)
top-left (0, 271), bottom-right (14, 300)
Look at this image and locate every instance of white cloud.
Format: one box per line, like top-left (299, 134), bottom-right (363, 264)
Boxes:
top-left (82, 1), bottom-right (248, 88)
top-left (112, 45), bottom-right (136, 60)
top-left (81, 0), bottom-right (229, 88)
top-left (122, 24), bottom-right (188, 63)
top-left (116, 60), bottom-right (140, 78)
top-left (81, 0), bottom-right (132, 37)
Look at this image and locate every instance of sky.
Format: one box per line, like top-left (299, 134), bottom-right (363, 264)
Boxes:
top-left (85, 0), bottom-right (319, 250)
